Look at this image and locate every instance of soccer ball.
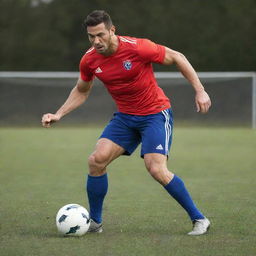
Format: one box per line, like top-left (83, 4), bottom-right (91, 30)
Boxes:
top-left (56, 204), bottom-right (90, 236)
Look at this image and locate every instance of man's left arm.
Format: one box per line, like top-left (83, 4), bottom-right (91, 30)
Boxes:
top-left (163, 47), bottom-right (211, 114)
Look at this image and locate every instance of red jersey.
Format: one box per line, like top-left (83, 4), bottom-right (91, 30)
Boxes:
top-left (79, 36), bottom-right (171, 115)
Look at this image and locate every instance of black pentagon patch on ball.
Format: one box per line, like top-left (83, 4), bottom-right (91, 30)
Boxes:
top-left (66, 225), bottom-right (80, 234)
top-left (82, 213), bottom-right (90, 224)
top-left (58, 214), bottom-right (68, 223)
top-left (66, 205), bottom-right (79, 210)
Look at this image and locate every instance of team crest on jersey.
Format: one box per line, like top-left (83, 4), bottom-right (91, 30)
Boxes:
top-left (123, 60), bottom-right (132, 70)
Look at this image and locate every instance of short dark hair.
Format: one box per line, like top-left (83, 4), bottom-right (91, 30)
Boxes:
top-left (83, 10), bottom-right (113, 29)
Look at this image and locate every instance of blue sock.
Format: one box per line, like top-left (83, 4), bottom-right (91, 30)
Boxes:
top-left (86, 173), bottom-right (108, 224)
top-left (164, 175), bottom-right (204, 221)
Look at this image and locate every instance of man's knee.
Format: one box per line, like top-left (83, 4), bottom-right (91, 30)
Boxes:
top-left (147, 164), bottom-right (173, 185)
top-left (144, 154), bottom-right (174, 185)
top-left (88, 152), bottom-right (108, 176)
top-left (146, 164), bottom-right (159, 177)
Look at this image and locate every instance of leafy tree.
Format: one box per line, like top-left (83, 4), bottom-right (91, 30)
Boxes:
top-left (0, 0), bottom-right (255, 71)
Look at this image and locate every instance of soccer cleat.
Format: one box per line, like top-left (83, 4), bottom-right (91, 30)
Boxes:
top-left (87, 219), bottom-right (103, 233)
top-left (187, 218), bottom-right (210, 236)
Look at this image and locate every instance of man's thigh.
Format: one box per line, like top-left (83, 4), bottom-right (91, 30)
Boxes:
top-left (93, 138), bottom-right (125, 162)
top-left (140, 109), bottom-right (173, 157)
top-left (100, 113), bottom-right (141, 156)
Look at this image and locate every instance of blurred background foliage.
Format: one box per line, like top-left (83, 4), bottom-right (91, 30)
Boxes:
top-left (0, 0), bottom-right (255, 71)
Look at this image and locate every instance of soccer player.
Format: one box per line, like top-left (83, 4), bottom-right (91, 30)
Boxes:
top-left (42, 10), bottom-right (211, 235)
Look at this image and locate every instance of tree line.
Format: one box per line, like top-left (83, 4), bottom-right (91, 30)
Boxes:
top-left (0, 0), bottom-right (255, 71)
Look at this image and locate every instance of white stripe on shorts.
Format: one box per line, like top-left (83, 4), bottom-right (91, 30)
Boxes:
top-left (162, 110), bottom-right (172, 155)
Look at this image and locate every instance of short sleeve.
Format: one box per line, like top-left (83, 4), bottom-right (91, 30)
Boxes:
top-left (137, 39), bottom-right (166, 64)
top-left (79, 55), bottom-right (94, 82)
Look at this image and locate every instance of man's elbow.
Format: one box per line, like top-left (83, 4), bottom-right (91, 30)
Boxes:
top-left (163, 48), bottom-right (185, 65)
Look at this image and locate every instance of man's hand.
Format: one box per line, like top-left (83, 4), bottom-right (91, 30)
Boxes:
top-left (195, 90), bottom-right (211, 114)
top-left (163, 47), bottom-right (212, 114)
top-left (41, 113), bottom-right (61, 128)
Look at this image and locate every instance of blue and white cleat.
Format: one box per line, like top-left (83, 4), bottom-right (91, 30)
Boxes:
top-left (187, 218), bottom-right (210, 236)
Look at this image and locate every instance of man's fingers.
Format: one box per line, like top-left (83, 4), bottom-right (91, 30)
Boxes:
top-left (196, 102), bottom-right (200, 113)
top-left (195, 90), bottom-right (211, 114)
top-left (42, 113), bottom-right (54, 127)
top-left (41, 113), bottom-right (60, 127)
top-left (200, 102), bottom-right (211, 114)
top-left (196, 101), bottom-right (210, 114)
top-left (42, 120), bottom-right (51, 128)
top-left (201, 103), bottom-right (206, 113)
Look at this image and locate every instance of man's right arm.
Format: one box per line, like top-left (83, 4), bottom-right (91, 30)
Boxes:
top-left (41, 78), bottom-right (93, 128)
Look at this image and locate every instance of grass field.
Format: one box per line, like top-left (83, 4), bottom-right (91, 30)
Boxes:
top-left (0, 126), bottom-right (255, 256)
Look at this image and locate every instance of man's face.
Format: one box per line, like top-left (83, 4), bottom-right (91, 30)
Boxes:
top-left (87, 23), bottom-right (114, 55)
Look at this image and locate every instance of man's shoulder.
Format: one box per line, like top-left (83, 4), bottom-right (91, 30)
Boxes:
top-left (82, 47), bottom-right (96, 58)
top-left (119, 36), bottom-right (153, 56)
top-left (119, 35), bottom-right (138, 45)
top-left (80, 47), bottom-right (97, 66)
top-left (85, 47), bottom-right (95, 55)
top-left (119, 35), bottom-right (149, 45)
top-left (119, 36), bottom-right (158, 53)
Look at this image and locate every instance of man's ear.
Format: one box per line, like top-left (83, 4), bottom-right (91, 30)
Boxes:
top-left (110, 25), bottom-right (116, 36)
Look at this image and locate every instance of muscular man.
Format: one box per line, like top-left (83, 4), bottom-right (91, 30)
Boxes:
top-left (42, 10), bottom-right (211, 235)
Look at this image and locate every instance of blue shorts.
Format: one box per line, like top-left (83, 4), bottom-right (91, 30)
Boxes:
top-left (100, 109), bottom-right (173, 158)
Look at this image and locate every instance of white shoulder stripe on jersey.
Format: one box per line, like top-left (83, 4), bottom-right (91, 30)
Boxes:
top-left (85, 47), bottom-right (94, 54)
top-left (120, 36), bottom-right (136, 42)
top-left (119, 36), bottom-right (137, 44)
